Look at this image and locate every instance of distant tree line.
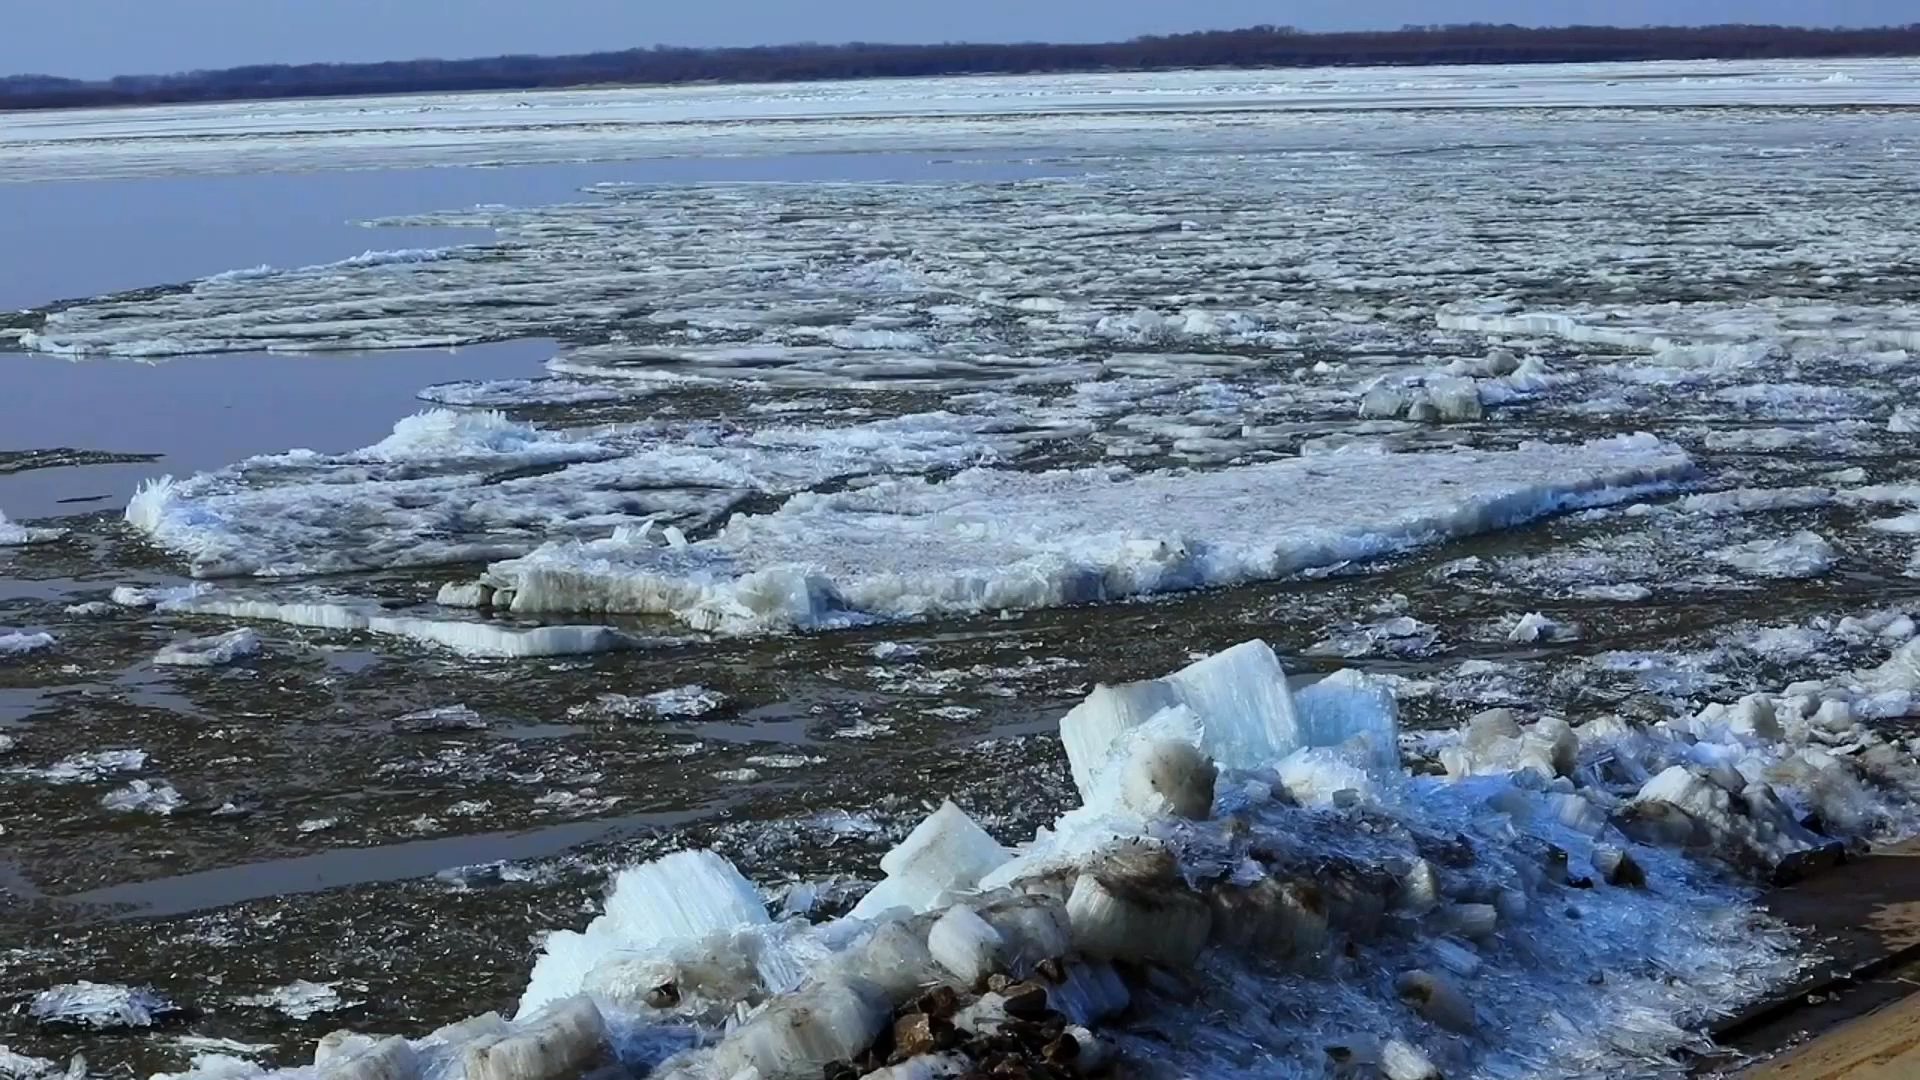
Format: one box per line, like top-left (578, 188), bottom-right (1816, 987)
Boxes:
top-left (6, 23), bottom-right (1920, 111)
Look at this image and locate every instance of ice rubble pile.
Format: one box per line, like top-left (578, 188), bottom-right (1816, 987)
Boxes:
top-left (454, 435), bottom-right (1691, 633)
top-left (172, 636), bottom-right (1920, 1080)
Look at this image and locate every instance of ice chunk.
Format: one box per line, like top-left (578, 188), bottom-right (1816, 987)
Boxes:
top-left (707, 978), bottom-right (889, 1080)
top-left (518, 850), bottom-right (770, 1018)
top-left (1891, 405), bottom-right (1920, 433)
top-left (0, 1047), bottom-right (55, 1080)
top-left (318, 1036), bottom-right (417, 1080)
top-left (471, 436), bottom-right (1693, 630)
top-left (1405, 375), bottom-right (1483, 423)
top-left (848, 801), bottom-right (1010, 921)
top-left (153, 628), bottom-right (260, 667)
top-left (0, 632), bottom-right (55, 656)
top-left (1395, 970), bottom-right (1475, 1032)
top-left (859, 1055), bottom-right (969, 1080)
top-left (1061, 640), bottom-right (1298, 799)
top-left (824, 921), bottom-right (943, 1004)
top-left (1292, 668), bottom-right (1401, 772)
top-left (27, 749), bottom-right (147, 783)
top-left (29, 983), bottom-right (173, 1030)
top-left (1381, 1039), bottom-right (1442, 1080)
top-left (236, 980), bottom-right (344, 1019)
top-left (1712, 532), bottom-right (1836, 579)
top-left (1507, 612), bottom-right (1573, 644)
top-left (926, 905), bottom-right (1005, 985)
top-left (1042, 961), bottom-right (1131, 1026)
top-left (100, 780), bottom-right (185, 815)
top-left (1064, 851), bottom-right (1212, 968)
top-left (463, 996), bottom-right (606, 1080)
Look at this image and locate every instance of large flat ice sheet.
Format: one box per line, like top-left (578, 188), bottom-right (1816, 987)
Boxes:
top-left (473, 435), bottom-right (1691, 632)
top-left (124, 409), bottom-right (1042, 578)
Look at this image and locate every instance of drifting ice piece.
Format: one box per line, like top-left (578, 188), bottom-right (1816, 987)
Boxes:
top-left (1060, 641), bottom-right (1299, 799)
top-left (707, 978), bottom-right (890, 1080)
top-left (848, 802), bottom-right (1011, 921)
top-left (153, 628), bottom-right (260, 667)
top-left (517, 850), bottom-right (770, 1017)
top-left (29, 983), bottom-right (172, 1030)
top-left (463, 996), bottom-right (606, 1080)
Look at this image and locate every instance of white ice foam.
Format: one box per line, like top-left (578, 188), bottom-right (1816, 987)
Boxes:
top-left (477, 435), bottom-right (1691, 632)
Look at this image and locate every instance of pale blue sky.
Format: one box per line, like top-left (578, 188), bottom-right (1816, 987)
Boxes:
top-left (7, 0), bottom-right (1907, 80)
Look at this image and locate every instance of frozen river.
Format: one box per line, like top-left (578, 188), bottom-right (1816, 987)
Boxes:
top-left (4, 58), bottom-right (1920, 1080)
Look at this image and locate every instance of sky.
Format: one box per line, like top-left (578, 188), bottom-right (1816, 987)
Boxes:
top-left (6, 0), bottom-right (1909, 80)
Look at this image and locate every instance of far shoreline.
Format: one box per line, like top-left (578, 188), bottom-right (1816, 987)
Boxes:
top-left (5, 22), bottom-right (1918, 114)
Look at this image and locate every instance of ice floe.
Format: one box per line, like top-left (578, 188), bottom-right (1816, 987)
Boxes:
top-left (236, 981), bottom-right (348, 1020)
top-left (1712, 531), bottom-right (1837, 580)
top-left (0, 632), bottom-right (55, 656)
top-left (0, 509), bottom-right (65, 547)
top-left (462, 435), bottom-right (1689, 632)
top-left (140, 591), bottom-right (641, 659)
top-left (28, 983), bottom-right (175, 1031)
top-left (153, 627), bottom-right (261, 667)
top-left (100, 780), bottom-right (185, 815)
top-left (124, 410), bottom-right (1045, 579)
